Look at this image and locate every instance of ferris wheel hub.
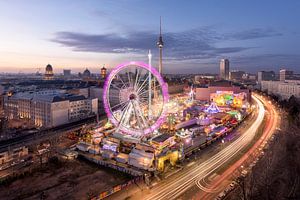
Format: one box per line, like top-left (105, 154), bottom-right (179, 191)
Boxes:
top-left (129, 93), bottom-right (137, 100)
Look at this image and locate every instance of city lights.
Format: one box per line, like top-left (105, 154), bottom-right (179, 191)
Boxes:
top-left (0, 1), bottom-right (297, 200)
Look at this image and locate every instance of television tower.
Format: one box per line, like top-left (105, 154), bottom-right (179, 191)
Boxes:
top-left (157, 17), bottom-right (164, 75)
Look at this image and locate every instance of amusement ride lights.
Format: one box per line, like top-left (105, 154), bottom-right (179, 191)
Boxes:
top-left (103, 61), bottom-right (169, 137)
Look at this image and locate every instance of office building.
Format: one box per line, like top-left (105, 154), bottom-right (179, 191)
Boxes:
top-left (257, 71), bottom-right (275, 84)
top-left (279, 69), bottom-right (293, 82)
top-left (229, 70), bottom-right (245, 81)
top-left (220, 59), bottom-right (230, 80)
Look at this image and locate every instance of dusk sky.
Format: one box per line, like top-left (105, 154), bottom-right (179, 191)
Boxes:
top-left (0, 0), bottom-right (300, 74)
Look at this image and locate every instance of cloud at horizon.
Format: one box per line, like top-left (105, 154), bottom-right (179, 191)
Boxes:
top-left (50, 27), bottom-right (294, 73)
top-left (52, 27), bottom-right (282, 61)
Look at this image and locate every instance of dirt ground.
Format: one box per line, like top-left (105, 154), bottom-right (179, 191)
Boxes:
top-left (0, 158), bottom-right (131, 200)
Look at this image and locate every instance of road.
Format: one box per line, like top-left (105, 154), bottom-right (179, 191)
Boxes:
top-left (128, 94), bottom-right (274, 200)
top-left (199, 93), bottom-right (280, 199)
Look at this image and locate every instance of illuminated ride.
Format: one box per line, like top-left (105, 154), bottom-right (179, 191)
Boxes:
top-left (205, 102), bottom-right (220, 114)
top-left (103, 61), bottom-right (169, 137)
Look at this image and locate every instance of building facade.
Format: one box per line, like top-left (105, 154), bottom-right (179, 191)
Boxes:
top-left (257, 71), bottom-right (275, 85)
top-left (261, 80), bottom-right (300, 99)
top-left (4, 91), bottom-right (98, 128)
top-left (220, 59), bottom-right (230, 80)
top-left (63, 69), bottom-right (71, 79)
top-left (101, 66), bottom-right (107, 79)
top-left (195, 81), bottom-right (251, 103)
top-left (229, 70), bottom-right (245, 81)
top-left (279, 69), bottom-right (293, 82)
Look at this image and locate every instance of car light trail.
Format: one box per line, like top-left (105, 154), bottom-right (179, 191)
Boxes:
top-left (144, 95), bottom-right (265, 200)
top-left (198, 94), bottom-right (279, 200)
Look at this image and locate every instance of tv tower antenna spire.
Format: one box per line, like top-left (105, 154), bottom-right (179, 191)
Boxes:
top-left (157, 16), bottom-right (164, 75)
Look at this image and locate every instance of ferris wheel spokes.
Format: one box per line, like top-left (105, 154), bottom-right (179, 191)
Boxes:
top-left (116, 74), bottom-right (129, 89)
top-left (115, 99), bottom-right (150, 132)
top-left (138, 83), bottom-right (161, 95)
top-left (131, 101), bottom-right (143, 129)
top-left (137, 75), bottom-right (150, 94)
top-left (110, 82), bottom-right (124, 91)
top-left (110, 99), bottom-right (130, 110)
top-left (135, 71), bottom-right (148, 90)
top-left (126, 71), bottom-right (131, 87)
top-left (137, 101), bottom-right (149, 128)
top-left (103, 61), bottom-right (168, 136)
top-left (134, 68), bottom-right (141, 90)
top-left (116, 101), bottom-right (131, 132)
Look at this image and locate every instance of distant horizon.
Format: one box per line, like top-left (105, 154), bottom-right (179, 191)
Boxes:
top-left (0, 63), bottom-right (298, 75)
top-left (1, 59), bottom-right (299, 74)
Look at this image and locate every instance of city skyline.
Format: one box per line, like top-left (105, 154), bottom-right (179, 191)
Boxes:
top-left (1, 2), bottom-right (299, 200)
top-left (1, 0), bottom-right (300, 74)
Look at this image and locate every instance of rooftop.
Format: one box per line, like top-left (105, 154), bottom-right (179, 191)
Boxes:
top-left (209, 80), bottom-right (232, 87)
top-left (151, 134), bottom-right (173, 143)
top-left (9, 91), bottom-right (87, 103)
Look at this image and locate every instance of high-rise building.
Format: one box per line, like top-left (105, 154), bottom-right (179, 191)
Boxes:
top-left (220, 59), bottom-right (230, 80)
top-left (44, 64), bottom-right (54, 80)
top-left (279, 69), bottom-right (293, 82)
top-left (257, 71), bottom-right (275, 84)
top-left (157, 17), bottom-right (164, 75)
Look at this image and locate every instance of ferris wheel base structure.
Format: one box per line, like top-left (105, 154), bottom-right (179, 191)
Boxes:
top-left (103, 61), bottom-right (169, 137)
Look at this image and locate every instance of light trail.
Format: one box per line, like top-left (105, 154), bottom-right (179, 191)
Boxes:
top-left (143, 95), bottom-right (265, 200)
top-left (198, 94), bottom-right (279, 199)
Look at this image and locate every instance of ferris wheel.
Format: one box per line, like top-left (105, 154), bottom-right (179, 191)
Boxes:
top-left (103, 61), bottom-right (169, 137)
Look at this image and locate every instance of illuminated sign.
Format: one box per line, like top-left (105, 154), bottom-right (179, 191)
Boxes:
top-left (216, 91), bottom-right (233, 94)
top-left (103, 144), bottom-right (117, 152)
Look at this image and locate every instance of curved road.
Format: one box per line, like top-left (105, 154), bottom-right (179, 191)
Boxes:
top-left (197, 94), bottom-right (279, 199)
top-left (141, 95), bottom-right (267, 200)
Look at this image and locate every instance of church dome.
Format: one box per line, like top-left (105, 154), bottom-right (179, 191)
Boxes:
top-left (44, 64), bottom-right (54, 80)
top-left (46, 64), bottom-right (53, 72)
top-left (83, 68), bottom-right (91, 77)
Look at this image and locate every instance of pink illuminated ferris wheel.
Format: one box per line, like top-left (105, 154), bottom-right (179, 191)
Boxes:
top-left (103, 61), bottom-right (169, 137)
